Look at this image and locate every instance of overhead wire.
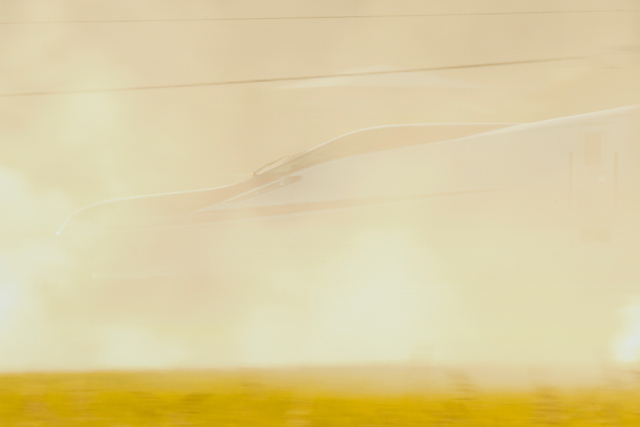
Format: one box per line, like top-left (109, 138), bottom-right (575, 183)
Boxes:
top-left (0, 10), bottom-right (638, 25)
top-left (0, 9), bottom-right (627, 97)
top-left (0, 56), bottom-right (586, 98)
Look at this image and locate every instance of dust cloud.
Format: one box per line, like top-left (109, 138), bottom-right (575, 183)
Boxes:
top-left (1, 0), bottom-right (640, 388)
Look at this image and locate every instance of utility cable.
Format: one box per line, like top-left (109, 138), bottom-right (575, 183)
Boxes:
top-left (0, 56), bottom-right (585, 98)
top-left (0, 10), bottom-right (638, 25)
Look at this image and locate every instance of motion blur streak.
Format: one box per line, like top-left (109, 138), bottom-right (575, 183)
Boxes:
top-left (613, 300), bottom-right (640, 363)
top-left (233, 230), bottom-right (444, 366)
top-left (0, 167), bottom-right (74, 370)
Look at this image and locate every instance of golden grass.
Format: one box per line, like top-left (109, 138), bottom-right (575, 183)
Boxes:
top-left (0, 370), bottom-right (639, 426)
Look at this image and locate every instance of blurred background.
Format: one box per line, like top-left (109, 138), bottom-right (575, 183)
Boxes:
top-left (1, 0), bottom-right (640, 388)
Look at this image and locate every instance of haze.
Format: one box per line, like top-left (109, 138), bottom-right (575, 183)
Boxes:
top-left (1, 0), bottom-right (640, 387)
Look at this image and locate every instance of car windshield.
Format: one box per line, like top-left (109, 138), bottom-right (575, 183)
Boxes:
top-left (252, 155), bottom-right (293, 176)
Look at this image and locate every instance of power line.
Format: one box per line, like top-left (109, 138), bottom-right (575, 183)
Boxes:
top-left (0, 10), bottom-right (638, 25)
top-left (0, 56), bottom-right (585, 98)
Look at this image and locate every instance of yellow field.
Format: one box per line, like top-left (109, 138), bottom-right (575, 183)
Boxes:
top-left (0, 369), bottom-right (639, 426)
